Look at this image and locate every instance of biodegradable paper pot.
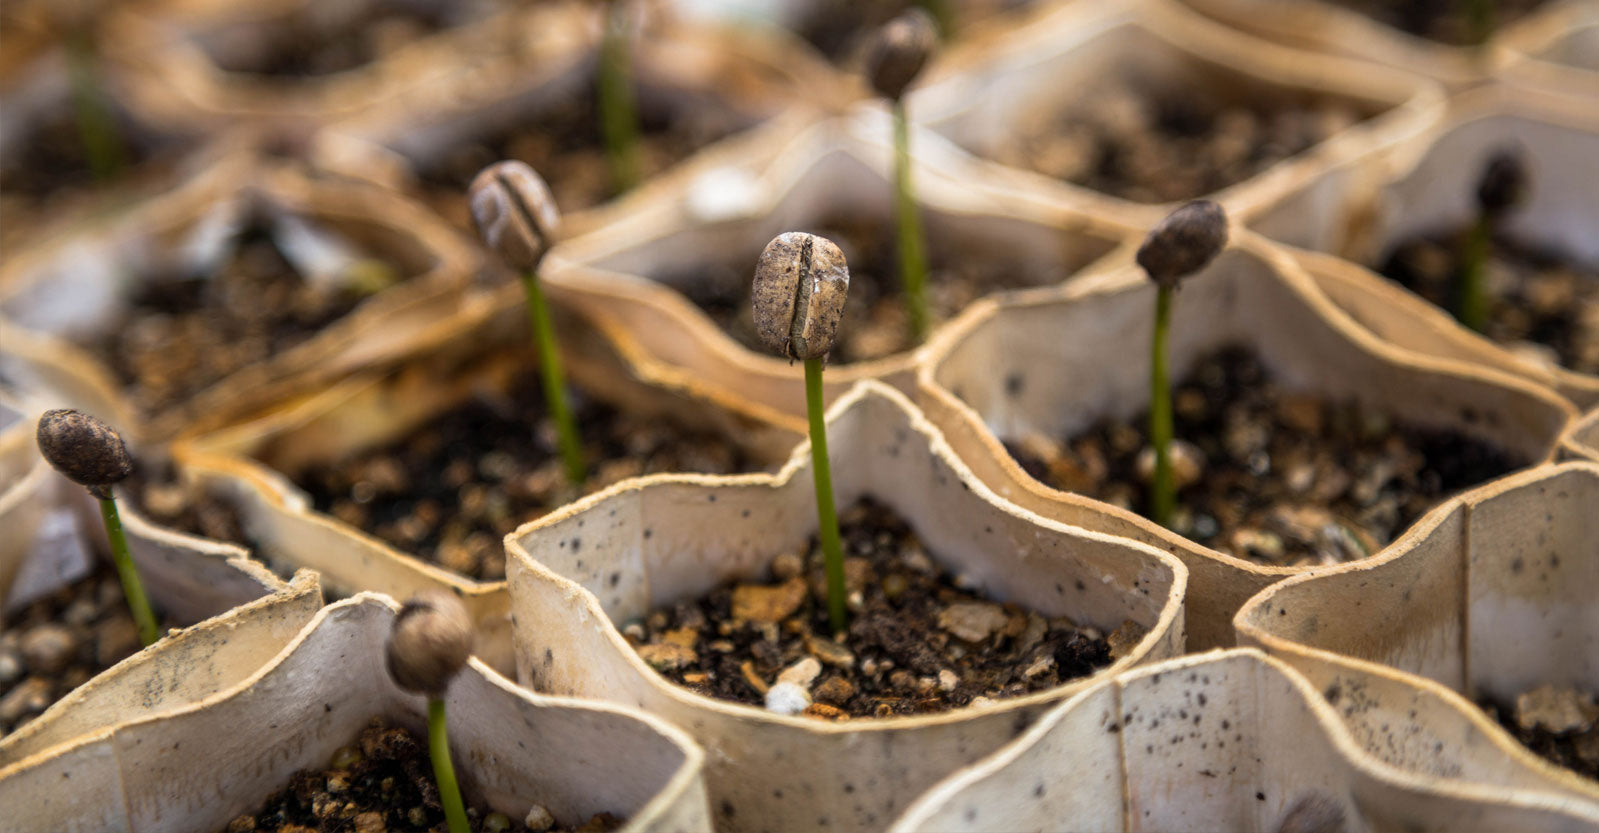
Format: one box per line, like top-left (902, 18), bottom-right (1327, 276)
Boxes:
top-left (164, 301), bottom-right (805, 674)
top-left (0, 593), bottom-right (714, 833)
top-left (1259, 85), bottom-right (1599, 409)
top-left (504, 381), bottom-right (1188, 833)
top-left (914, 230), bottom-right (1574, 651)
top-left (908, 0), bottom-right (1444, 232)
top-left (314, 13), bottom-right (844, 237)
top-left (889, 648), bottom-right (1599, 832)
top-left (1234, 461), bottom-right (1599, 803)
top-left (112, 0), bottom-right (586, 133)
top-left (1558, 406), bottom-right (1599, 462)
top-left (0, 571), bottom-right (321, 768)
top-left (549, 111), bottom-right (1132, 437)
top-left (0, 158), bottom-right (480, 443)
top-left (1176, 0), bottom-right (1560, 88)
top-left (1500, 2), bottom-right (1599, 102)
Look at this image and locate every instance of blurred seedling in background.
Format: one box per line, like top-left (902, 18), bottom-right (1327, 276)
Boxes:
top-left (1458, 146), bottom-right (1529, 332)
top-left (751, 232), bottom-right (851, 634)
top-left (470, 160), bottom-right (587, 485)
top-left (599, 0), bottom-right (643, 193)
top-left (36, 409), bottom-right (157, 647)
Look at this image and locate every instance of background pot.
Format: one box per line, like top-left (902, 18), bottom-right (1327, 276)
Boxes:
top-left (910, 0), bottom-right (1443, 231)
top-left (1235, 461), bottom-right (1599, 803)
top-left (0, 157), bottom-right (480, 443)
top-left (0, 593), bottom-right (714, 833)
top-left (1257, 85), bottom-right (1599, 408)
top-left (549, 110), bottom-right (1132, 437)
top-left (913, 230), bottom-right (1573, 650)
top-left (1499, 2), bottom-right (1599, 104)
top-left (505, 381), bottom-right (1187, 833)
top-left (889, 648), bottom-right (1599, 832)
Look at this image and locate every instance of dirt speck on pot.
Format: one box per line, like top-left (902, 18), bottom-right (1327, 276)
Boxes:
top-left (1005, 346), bottom-right (1522, 566)
top-left (627, 498), bottom-right (1120, 718)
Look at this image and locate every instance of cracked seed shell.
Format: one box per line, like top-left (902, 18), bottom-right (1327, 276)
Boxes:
top-left (469, 160), bottom-right (561, 272)
top-left (865, 8), bottom-right (938, 102)
top-left (1136, 200), bottom-right (1229, 289)
top-left (386, 590), bottom-right (474, 696)
top-left (751, 232), bottom-right (850, 361)
top-left (36, 409), bottom-right (132, 500)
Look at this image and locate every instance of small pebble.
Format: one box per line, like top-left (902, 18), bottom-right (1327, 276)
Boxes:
top-left (525, 804), bottom-right (556, 833)
top-left (765, 681), bottom-right (812, 715)
top-left (20, 625), bottom-right (79, 676)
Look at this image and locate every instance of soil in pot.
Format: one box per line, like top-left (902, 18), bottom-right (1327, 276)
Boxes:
top-left (672, 215), bottom-right (1064, 363)
top-left (222, 718), bottom-right (622, 833)
top-left (1477, 685), bottom-right (1599, 782)
top-left (1003, 345), bottom-right (1522, 567)
top-left (417, 73), bottom-right (751, 224)
top-left (1326, 0), bottom-right (1550, 46)
top-left (122, 458), bottom-right (252, 549)
top-left (1375, 230), bottom-right (1599, 375)
top-left (990, 76), bottom-right (1371, 204)
top-left (294, 369), bottom-right (766, 582)
top-left (83, 215), bottom-right (420, 414)
top-left (628, 497), bottom-right (1131, 720)
top-left (0, 562), bottom-right (177, 735)
top-left (204, 3), bottom-right (486, 79)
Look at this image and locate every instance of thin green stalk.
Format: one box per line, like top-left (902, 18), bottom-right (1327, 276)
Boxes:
top-left (893, 100), bottom-right (930, 343)
top-left (100, 497), bottom-right (157, 647)
top-left (804, 358), bottom-right (846, 635)
top-left (1458, 214), bottom-right (1491, 333)
top-left (65, 34), bottom-right (123, 182)
top-left (598, 2), bottom-right (642, 194)
top-left (1463, 0), bottom-right (1493, 47)
top-left (523, 271), bottom-right (586, 484)
top-left (1149, 286), bottom-right (1175, 528)
top-left (427, 697), bottom-right (470, 833)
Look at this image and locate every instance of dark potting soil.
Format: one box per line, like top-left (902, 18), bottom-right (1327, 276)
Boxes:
top-left (0, 563), bottom-right (171, 736)
top-left (207, 6), bottom-right (460, 78)
top-left (1327, 0), bottom-right (1549, 45)
top-left (85, 220), bottom-right (414, 414)
top-left (1004, 346), bottom-right (1522, 567)
top-left (297, 370), bottom-right (763, 582)
top-left (222, 719), bottom-right (623, 833)
top-left (418, 75), bottom-right (750, 224)
top-left (675, 215), bottom-right (1061, 363)
top-left (793, 0), bottom-right (1037, 63)
top-left (992, 78), bottom-right (1369, 204)
top-left (629, 497), bottom-right (1131, 719)
top-left (1376, 229), bottom-right (1599, 375)
top-left (122, 460), bottom-right (252, 549)
top-left (1478, 689), bottom-right (1599, 782)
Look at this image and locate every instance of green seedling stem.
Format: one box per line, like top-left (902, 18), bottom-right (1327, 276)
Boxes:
top-left (599, 2), bottom-right (642, 193)
top-left (804, 357), bottom-right (847, 634)
top-left (1464, 0), bottom-right (1494, 47)
top-left (100, 496), bottom-right (158, 646)
top-left (427, 697), bottom-right (470, 833)
top-left (523, 271), bottom-right (587, 484)
top-left (1458, 213), bottom-right (1492, 332)
top-left (893, 100), bottom-right (930, 343)
top-left (66, 34), bottom-right (123, 181)
top-left (1149, 285), bottom-right (1176, 528)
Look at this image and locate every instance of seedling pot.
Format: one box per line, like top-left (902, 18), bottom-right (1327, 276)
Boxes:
top-left (0, 593), bottom-right (714, 832)
top-left (914, 230), bottom-right (1573, 650)
top-left (505, 382), bottom-right (1187, 833)
top-left (1235, 461), bottom-right (1599, 802)
top-left (889, 648), bottom-right (1599, 832)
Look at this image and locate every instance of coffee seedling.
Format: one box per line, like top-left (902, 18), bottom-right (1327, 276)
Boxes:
top-left (865, 8), bottom-right (937, 343)
top-left (54, 1), bottom-right (124, 181)
top-left (752, 232), bottom-right (851, 633)
top-left (35, 409), bottom-right (156, 646)
top-left (1135, 201), bottom-right (1228, 528)
top-left (469, 160), bottom-right (586, 484)
top-left (599, 0), bottom-right (642, 193)
top-left (1458, 146), bottom-right (1529, 332)
top-left (387, 591), bottom-right (475, 833)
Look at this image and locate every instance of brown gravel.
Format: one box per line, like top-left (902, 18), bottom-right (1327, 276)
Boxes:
top-left (992, 78), bottom-right (1368, 204)
top-left (84, 218), bottom-right (414, 414)
top-left (1328, 0), bottom-right (1549, 45)
top-left (417, 73), bottom-right (750, 225)
top-left (1376, 229), bottom-right (1599, 374)
top-left (1479, 685), bottom-right (1599, 782)
top-left (296, 370), bottom-right (764, 582)
top-left (676, 215), bottom-right (1066, 363)
top-left (629, 497), bottom-right (1128, 719)
top-left (223, 719), bottom-right (622, 833)
top-left (1004, 346), bottom-right (1522, 567)
top-left (0, 563), bottom-right (167, 735)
